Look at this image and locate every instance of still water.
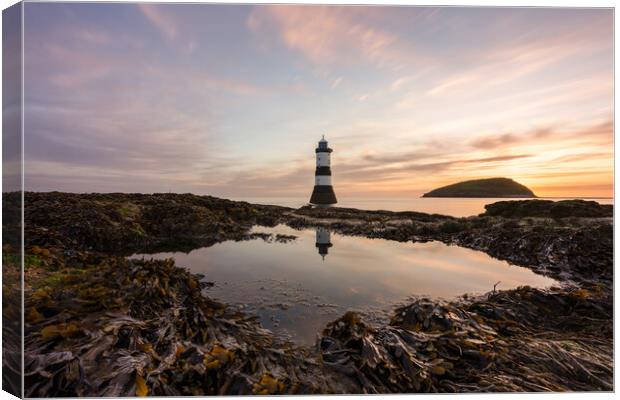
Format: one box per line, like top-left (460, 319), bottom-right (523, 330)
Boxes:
top-left (237, 197), bottom-right (613, 217)
top-left (133, 225), bottom-right (558, 345)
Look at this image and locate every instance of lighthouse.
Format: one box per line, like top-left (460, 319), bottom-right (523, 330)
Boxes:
top-left (315, 227), bottom-right (333, 260)
top-left (310, 136), bottom-right (338, 206)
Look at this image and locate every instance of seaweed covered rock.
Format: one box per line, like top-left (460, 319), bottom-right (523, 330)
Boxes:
top-left (24, 256), bottom-right (332, 397)
top-left (294, 205), bottom-right (451, 223)
top-left (19, 192), bottom-right (291, 254)
top-left (452, 221), bottom-right (613, 286)
top-left (483, 199), bottom-right (613, 218)
top-left (2, 246), bottom-right (22, 395)
top-left (318, 287), bottom-right (612, 393)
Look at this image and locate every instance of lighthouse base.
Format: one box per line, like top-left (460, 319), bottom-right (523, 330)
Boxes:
top-left (310, 185), bottom-right (338, 205)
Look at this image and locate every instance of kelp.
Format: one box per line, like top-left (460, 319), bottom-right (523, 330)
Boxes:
top-left (24, 256), bottom-right (334, 397)
top-left (2, 246), bottom-right (22, 395)
top-left (317, 287), bottom-right (612, 393)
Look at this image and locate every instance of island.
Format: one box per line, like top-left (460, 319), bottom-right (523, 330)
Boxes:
top-left (422, 177), bottom-right (536, 198)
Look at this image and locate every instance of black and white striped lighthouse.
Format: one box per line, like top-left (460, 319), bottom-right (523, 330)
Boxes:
top-left (310, 136), bottom-right (337, 206)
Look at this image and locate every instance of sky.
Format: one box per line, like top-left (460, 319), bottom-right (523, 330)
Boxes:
top-left (21, 3), bottom-right (613, 199)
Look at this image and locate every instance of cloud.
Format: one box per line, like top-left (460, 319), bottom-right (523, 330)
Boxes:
top-left (24, 38), bottom-right (257, 194)
top-left (478, 121), bottom-right (613, 150)
top-left (330, 77), bottom-right (343, 89)
top-left (425, 18), bottom-right (612, 98)
top-left (247, 5), bottom-right (424, 69)
top-left (137, 4), bottom-right (177, 40)
top-left (362, 149), bottom-right (441, 164)
top-left (49, 66), bottom-right (112, 88)
top-left (470, 120), bottom-right (612, 150)
top-left (76, 28), bottom-right (111, 45)
top-left (471, 154), bottom-right (533, 163)
top-left (338, 152), bottom-right (533, 182)
top-left (578, 120), bottom-right (614, 138)
top-left (551, 152), bottom-right (613, 163)
top-left (390, 77), bottom-right (409, 91)
top-left (471, 132), bottom-right (521, 150)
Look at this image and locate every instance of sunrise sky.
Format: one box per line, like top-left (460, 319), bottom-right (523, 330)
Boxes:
top-left (22, 3), bottom-right (613, 199)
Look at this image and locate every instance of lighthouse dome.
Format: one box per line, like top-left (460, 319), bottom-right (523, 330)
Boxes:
top-left (316, 135), bottom-right (332, 153)
top-left (316, 135), bottom-right (331, 153)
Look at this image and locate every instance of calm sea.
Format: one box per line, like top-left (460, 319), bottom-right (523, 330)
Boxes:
top-left (234, 197), bottom-right (614, 218)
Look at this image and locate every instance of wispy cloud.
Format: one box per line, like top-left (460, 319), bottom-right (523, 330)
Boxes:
top-left (339, 153), bottom-right (533, 180)
top-left (330, 77), bottom-right (343, 89)
top-left (471, 120), bottom-right (612, 150)
top-left (137, 4), bottom-right (177, 40)
top-left (74, 27), bottom-right (111, 45)
top-left (428, 30), bottom-right (610, 97)
top-left (247, 5), bottom-right (427, 70)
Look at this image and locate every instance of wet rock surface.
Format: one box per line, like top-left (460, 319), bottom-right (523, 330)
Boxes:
top-left (484, 199), bottom-right (613, 218)
top-left (3, 192), bottom-right (613, 394)
top-left (7, 192), bottom-right (290, 255)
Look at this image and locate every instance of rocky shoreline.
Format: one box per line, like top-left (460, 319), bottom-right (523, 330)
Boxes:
top-left (2, 192), bottom-right (613, 395)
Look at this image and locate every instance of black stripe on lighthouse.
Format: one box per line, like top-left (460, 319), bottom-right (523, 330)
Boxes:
top-left (310, 136), bottom-right (338, 206)
top-left (315, 166), bottom-right (331, 175)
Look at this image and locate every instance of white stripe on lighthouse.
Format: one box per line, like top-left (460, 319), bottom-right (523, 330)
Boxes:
top-left (315, 175), bottom-right (332, 186)
top-left (316, 153), bottom-right (330, 167)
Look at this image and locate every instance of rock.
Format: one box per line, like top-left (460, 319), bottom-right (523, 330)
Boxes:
top-left (483, 199), bottom-right (612, 218)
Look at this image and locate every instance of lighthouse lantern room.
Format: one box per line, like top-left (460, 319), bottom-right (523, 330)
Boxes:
top-left (310, 135), bottom-right (338, 206)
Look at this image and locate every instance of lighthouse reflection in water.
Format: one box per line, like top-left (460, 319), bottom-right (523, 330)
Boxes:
top-left (315, 227), bottom-right (333, 260)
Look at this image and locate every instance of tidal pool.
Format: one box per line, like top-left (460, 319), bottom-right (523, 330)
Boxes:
top-left (133, 224), bottom-right (558, 345)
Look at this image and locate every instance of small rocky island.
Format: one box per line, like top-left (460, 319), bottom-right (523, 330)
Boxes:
top-left (423, 177), bottom-right (536, 198)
